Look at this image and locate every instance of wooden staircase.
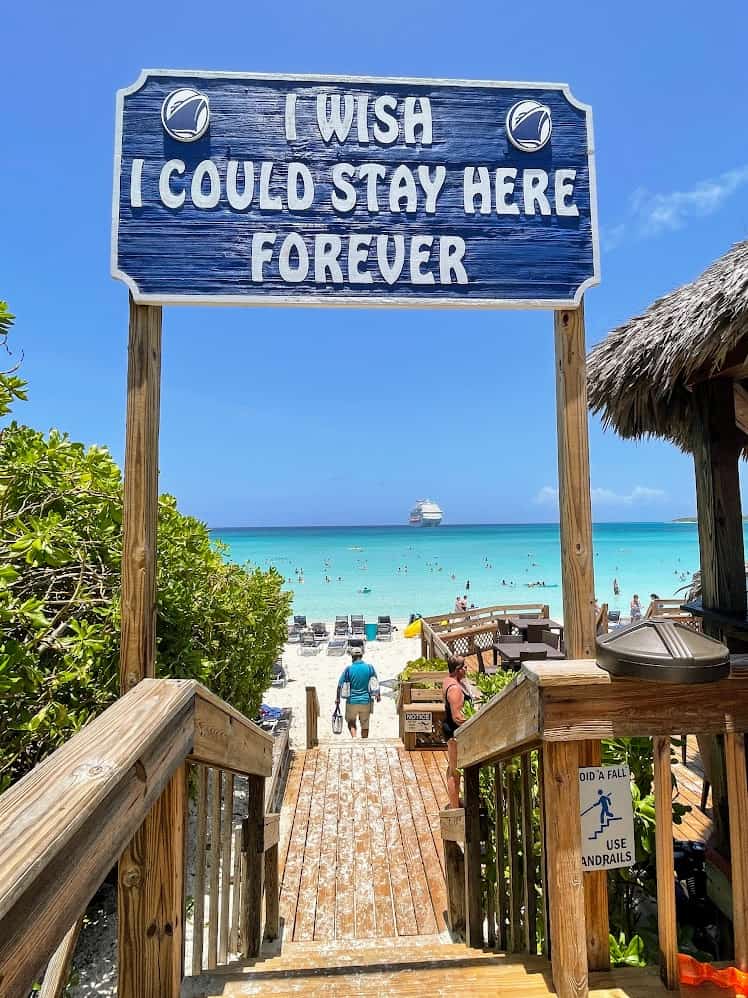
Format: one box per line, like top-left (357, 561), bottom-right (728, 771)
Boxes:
top-left (180, 934), bottom-right (668, 996)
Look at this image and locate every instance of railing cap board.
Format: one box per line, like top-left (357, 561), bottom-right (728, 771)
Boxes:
top-left (455, 660), bottom-right (748, 769)
top-left (191, 684), bottom-right (273, 778)
top-left (422, 603), bottom-right (547, 631)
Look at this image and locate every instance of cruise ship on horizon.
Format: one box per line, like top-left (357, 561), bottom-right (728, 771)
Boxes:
top-left (409, 499), bottom-right (443, 527)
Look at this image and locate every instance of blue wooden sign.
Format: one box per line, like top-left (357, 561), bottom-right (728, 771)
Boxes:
top-left (112, 71), bottom-right (599, 308)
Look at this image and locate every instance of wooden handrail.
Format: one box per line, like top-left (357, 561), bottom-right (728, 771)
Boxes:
top-left (0, 678), bottom-right (272, 998)
top-left (422, 602), bottom-right (549, 631)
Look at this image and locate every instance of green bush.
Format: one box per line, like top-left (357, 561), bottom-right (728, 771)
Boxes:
top-left (0, 305), bottom-right (291, 792)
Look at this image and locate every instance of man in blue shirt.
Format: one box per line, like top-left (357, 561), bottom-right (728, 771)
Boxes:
top-left (336, 647), bottom-right (380, 738)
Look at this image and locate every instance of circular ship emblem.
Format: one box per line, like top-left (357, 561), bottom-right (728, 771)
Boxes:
top-left (161, 88), bottom-right (210, 142)
top-left (505, 99), bottom-right (552, 152)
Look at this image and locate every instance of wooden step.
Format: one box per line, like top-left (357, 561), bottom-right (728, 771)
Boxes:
top-left (181, 941), bottom-right (668, 997)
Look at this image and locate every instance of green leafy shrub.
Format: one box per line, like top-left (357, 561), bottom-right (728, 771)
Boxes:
top-left (399, 656), bottom-right (447, 681)
top-left (0, 306), bottom-right (291, 792)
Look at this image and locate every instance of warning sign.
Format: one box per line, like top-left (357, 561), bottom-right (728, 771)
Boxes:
top-left (404, 711), bottom-right (433, 733)
top-left (578, 765), bottom-right (635, 871)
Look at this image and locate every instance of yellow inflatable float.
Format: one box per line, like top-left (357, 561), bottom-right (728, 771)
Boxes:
top-left (403, 618), bottom-right (422, 638)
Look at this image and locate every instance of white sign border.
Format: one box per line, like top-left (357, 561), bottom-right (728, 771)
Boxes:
top-left (111, 69), bottom-right (601, 309)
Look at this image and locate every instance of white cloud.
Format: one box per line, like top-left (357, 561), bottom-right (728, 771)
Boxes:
top-left (534, 486), bottom-right (559, 505)
top-left (605, 165), bottom-right (748, 249)
top-left (534, 484), bottom-right (665, 507)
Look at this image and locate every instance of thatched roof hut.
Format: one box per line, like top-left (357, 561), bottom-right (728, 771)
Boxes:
top-left (587, 240), bottom-right (748, 452)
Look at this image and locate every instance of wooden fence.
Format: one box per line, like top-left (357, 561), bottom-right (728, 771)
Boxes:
top-left (0, 679), bottom-right (278, 998)
top-left (444, 657), bottom-right (748, 998)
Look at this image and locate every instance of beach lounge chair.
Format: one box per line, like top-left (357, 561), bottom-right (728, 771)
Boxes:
top-left (287, 623), bottom-right (301, 643)
top-left (376, 615), bottom-right (393, 640)
top-left (311, 621), bottom-right (329, 643)
top-left (351, 614), bottom-right (365, 636)
top-left (294, 615), bottom-right (307, 628)
top-left (327, 637), bottom-right (347, 655)
top-left (334, 615), bottom-right (349, 636)
top-left (299, 631), bottom-right (318, 655)
top-left (271, 657), bottom-right (288, 687)
top-left (608, 610), bottom-right (621, 625)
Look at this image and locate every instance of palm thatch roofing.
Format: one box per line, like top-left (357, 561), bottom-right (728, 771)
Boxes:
top-left (587, 240), bottom-right (748, 452)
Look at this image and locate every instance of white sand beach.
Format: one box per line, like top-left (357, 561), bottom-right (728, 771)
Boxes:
top-left (268, 622), bottom-right (421, 746)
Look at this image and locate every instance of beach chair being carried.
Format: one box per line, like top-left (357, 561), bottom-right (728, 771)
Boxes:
top-left (376, 615), bottom-right (393, 640)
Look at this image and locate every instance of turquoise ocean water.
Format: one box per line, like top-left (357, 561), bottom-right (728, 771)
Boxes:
top-left (210, 522), bottom-right (740, 622)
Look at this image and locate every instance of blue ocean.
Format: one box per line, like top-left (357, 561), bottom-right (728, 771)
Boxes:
top-left (210, 522), bottom-right (726, 622)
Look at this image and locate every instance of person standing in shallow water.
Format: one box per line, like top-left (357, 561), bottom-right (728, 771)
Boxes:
top-left (336, 647), bottom-right (380, 739)
top-left (442, 655), bottom-right (473, 809)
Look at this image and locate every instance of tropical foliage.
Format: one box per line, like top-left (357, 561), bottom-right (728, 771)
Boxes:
top-left (0, 304), bottom-right (291, 792)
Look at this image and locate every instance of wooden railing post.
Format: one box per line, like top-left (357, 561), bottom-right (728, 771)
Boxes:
top-left (579, 741), bottom-right (610, 971)
top-left (242, 774), bottom-right (265, 958)
top-left (464, 765), bottom-right (484, 948)
top-left (263, 813), bottom-right (281, 942)
top-left (725, 733), bottom-right (748, 969)
top-left (306, 686), bottom-right (319, 749)
top-left (542, 741), bottom-right (587, 998)
top-left (118, 765), bottom-right (186, 998)
top-left (555, 303), bottom-right (596, 660)
top-left (653, 736), bottom-right (678, 989)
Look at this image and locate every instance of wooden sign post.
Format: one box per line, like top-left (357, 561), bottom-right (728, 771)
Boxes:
top-left (117, 296), bottom-right (186, 998)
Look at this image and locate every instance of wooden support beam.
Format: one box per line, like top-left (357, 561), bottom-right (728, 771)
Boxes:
top-left (653, 736), bottom-right (678, 990)
top-left (725, 732), bottom-right (748, 969)
top-left (507, 763), bottom-right (522, 952)
top-left (579, 741), bottom-right (610, 971)
top-left (693, 378), bottom-right (747, 625)
top-left (693, 377), bottom-right (746, 853)
top-left (120, 295), bottom-right (162, 693)
top-left (733, 382), bottom-right (748, 438)
top-left (554, 304), bottom-right (596, 659)
top-left (444, 839), bottom-right (466, 937)
top-left (242, 774), bottom-right (265, 958)
top-left (542, 740), bottom-right (587, 998)
top-left (463, 765), bottom-right (484, 948)
top-left (191, 764), bottom-right (208, 974)
top-left (118, 764), bottom-right (186, 998)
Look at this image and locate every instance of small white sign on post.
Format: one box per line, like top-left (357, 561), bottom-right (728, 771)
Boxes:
top-left (578, 765), bottom-right (635, 872)
top-left (404, 711), bottom-right (433, 733)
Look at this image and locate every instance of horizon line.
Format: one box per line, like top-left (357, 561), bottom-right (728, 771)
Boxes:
top-left (207, 518), bottom-right (697, 531)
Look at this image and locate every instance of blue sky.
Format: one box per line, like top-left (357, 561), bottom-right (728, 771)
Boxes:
top-left (2, 1), bottom-right (747, 526)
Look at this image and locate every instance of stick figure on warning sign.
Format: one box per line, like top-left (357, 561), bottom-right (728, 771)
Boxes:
top-left (581, 788), bottom-right (622, 840)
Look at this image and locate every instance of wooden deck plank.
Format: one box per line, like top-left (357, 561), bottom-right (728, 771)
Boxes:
top-left (335, 746), bottom-right (356, 939)
top-left (376, 746), bottom-right (418, 935)
top-left (352, 745), bottom-right (377, 938)
top-left (399, 749), bottom-right (449, 932)
top-left (410, 751), bottom-right (446, 876)
top-left (313, 746), bottom-right (340, 941)
top-left (386, 746), bottom-right (438, 935)
top-left (294, 748), bottom-right (329, 940)
top-left (279, 750), bottom-right (317, 933)
top-left (363, 746), bottom-right (397, 937)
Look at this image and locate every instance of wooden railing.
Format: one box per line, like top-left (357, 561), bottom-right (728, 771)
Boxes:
top-left (0, 678), bottom-right (275, 998)
top-left (420, 603), bottom-right (550, 659)
top-left (446, 658), bottom-right (748, 998)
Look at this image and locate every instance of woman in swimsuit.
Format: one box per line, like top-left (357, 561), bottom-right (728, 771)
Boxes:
top-left (442, 655), bottom-right (474, 809)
